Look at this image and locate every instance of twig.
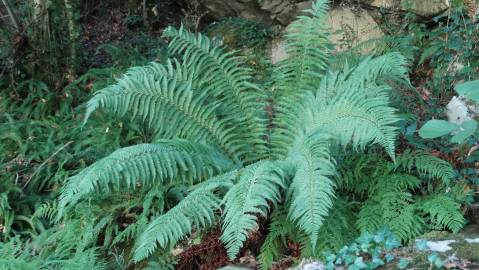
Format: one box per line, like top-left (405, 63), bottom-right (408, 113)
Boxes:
top-left (22, 141), bottom-right (73, 189)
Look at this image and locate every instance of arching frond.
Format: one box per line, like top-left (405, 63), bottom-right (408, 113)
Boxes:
top-left (221, 161), bottom-right (286, 259)
top-left (270, 0), bottom-right (332, 157)
top-left (133, 189), bottom-right (220, 262)
top-left (417, 195), bottom-right (466, 233)
top-left (286, 133), bottom-right (336, 249)
top-left (309, 86), bottom-right (399, 158)
top-left (274, 0), bottom-right (331, 94)
top-left (258, 208), bottom-right (294, 270)
top-left (273, 54), bottom-right (405, 159)
top-left (341, 52), bottom-right (410, 89)
top-left (59, 140), bottom-right (235, 212)
top-left (163, 26), bottom-right (268, 161)
top-left (396, 150), bottom-right (454, 184)
top-left (83, 59), bottom-right (242, 161)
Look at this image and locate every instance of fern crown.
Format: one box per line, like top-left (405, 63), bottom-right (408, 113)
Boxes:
top-left (59, 0), bottom-right (425, 263)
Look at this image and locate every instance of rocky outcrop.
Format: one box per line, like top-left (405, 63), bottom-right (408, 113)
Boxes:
top-left (402, 0), bottom-right (450, 18)
top-left (198, 0), bottom-right (451, 26)
top-left (198, 0), bottom-right (311, 26)
top-left (326, 6), bottom-right (384, 51)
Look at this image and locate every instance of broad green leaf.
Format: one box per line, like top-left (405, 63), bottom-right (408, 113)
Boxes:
top-left (418, 120), bottom-right (458, 139)
top-left (456, 80), bottom-right (479, 102)
top-left (450, 120), bottom-right (477, 143)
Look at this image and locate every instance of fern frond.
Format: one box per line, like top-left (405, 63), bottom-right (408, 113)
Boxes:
top-left (275, 0), bottom-right (331, 94)
top-left (396, 150), bottom-right (454, 184)
top-left (301, 198), bottom-right (357, 257)
top-left (34, 201), bottom-right (59, 222)
top-left (259, 208), bottom-right (295, 270)
top-left (359, 191), bottom-right (423, 241)
top-left (417, 195), bottom-right (466, 233)
top-left (163, 26), bottom-right (268, 161)
top-left (221, 161), bottom-right (286, 259)
top-left (133, 188), bottom-right (220, 262)
top-left (286, 133), bottom-right (336, 249)
top-left (59, 140), bottom-right (235, 212)
top-left (309, 85), bottom-right (399, 158)
top-left (357, 200), bottom-right (384, 234)
top-left (341, 52), bottom-right (410, 89)
top-left (84, 59), bottom-right (243, 161)
top-left (271, 0), bottom-right (331, 157)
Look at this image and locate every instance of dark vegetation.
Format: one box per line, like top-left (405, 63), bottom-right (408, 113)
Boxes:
top-left (0, 0), bottom-right (478, 269)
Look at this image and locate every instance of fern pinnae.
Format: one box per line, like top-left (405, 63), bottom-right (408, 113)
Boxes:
top-left (417, 195), bottom-right (465, 233)
top-left (163, 26), bottom-right (267, 146)
top-left (396, 150), bottom-right (454, 184)
top-left (133, 188), bottom-right (220, 262)
top-left (59, 141), bottom-right (235, 212)
top-left (221, 161), bottom-right (286, 259)
top-left (286, 133), bottom-right (336, 249)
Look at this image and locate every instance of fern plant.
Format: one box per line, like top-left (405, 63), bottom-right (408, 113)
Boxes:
top-left (338, 150), bottom-right (465, 241)
top-left (56, 0), bottom-right (462, 265)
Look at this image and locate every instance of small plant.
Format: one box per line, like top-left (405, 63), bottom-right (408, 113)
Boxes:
top-left (324, 227), bottom-right (409, 270)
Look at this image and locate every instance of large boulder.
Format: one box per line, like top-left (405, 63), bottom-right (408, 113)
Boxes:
top-left (198, 0), bottom-right (451, 26)
top-left (270, 4), bottom-right (384, 62)
top-left (326, 6), bottom-right (384, 52)
top-left (402, 0), bottom-right (450, 17)
top-left (198, 0), bottom-right (312, 26)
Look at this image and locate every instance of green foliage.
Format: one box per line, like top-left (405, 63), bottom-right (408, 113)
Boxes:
top-left (324, 227), bottom-right (404, 270)
top-left (206, 18), bottom-right (273, 51)
top-left (65, 0), bottom-right (414, 263)
top-left (2, 0), bottom-right (459, 268)
top-left (340, 150), bottom-right (465, 241)
top-left (221, 161), bottom-right (285, 259)
top-left (0, 222), bottom-right (106, 270)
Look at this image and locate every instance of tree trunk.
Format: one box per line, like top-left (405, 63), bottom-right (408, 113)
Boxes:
top-left (63, 0), bottom-right (81, 76)
top-left (1, 0), bottom-right (21, 31)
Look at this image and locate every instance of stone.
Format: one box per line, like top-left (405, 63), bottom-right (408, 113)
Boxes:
top-left (415, 239), bottom-right (456, 252)
top-left (326, 7), bottom-right (384, 52)
top-left (446, 96), bottom-right (479, 125)
top-left (197, 0), bottom-right (452, 29)
top-left (270, 38), bottom-right (287, 64)
top-left (401, 0), bottom-right (450, 17)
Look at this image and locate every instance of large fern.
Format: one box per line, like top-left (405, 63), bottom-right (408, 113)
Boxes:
top-left (56, 0), bottom-right (465, 266)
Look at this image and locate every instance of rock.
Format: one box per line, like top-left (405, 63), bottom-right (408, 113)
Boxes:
top-left (293, 260), bottom-right (326, 270)
top-left (198, 0), bottom-right (451, 28)
top-left (415, 239), bottom-right (456, 252)
top-left (401, 228), bottom-right (479, 268)
top-left (326, 6), bottom-right (384, 52)
top-left (446, 96), bottom-right (479, 125)
top-left (218, 266), bottom-right (252, 270)
top-left (401, 0), bottom-right (450, 17)
top-left (198, 0), bottom-right (311, 26)
top-left (270, 38), bottom-right (287, 64)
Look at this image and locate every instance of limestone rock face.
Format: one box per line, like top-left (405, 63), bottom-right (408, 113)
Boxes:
top-left (402, 0), bottom-right (450, 17)
top-left (198, 0), bottom-right (451, 26)
top-left (198, 0), bottom-right (311, 25)
top-left (326, 6), bottom-right (384, 52)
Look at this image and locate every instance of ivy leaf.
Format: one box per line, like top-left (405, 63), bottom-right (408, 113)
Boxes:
top-left (456, 80), bottom-right (479, 102)
top-left (353, 257), bottom-right (368, 269)
top-left (419, 120), bottom-right (458, 139)
top-left (450, 120), bottom-right (477, 143)
top-left (385, 253), bottom-right (394, 263)
top-left (397, 258), bottom-right (410, 269)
